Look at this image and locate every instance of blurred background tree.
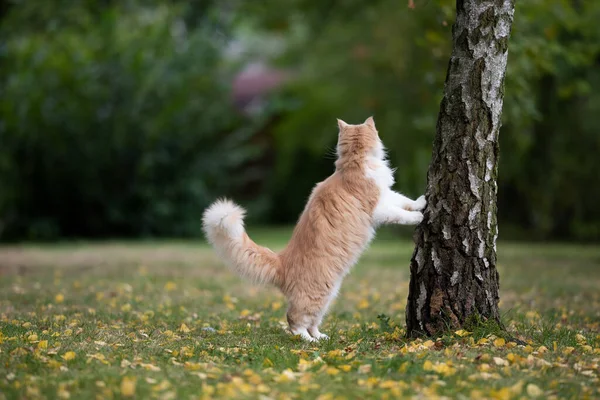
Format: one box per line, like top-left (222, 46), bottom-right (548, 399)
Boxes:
top-left (1, 0), bottom-right (599, 241)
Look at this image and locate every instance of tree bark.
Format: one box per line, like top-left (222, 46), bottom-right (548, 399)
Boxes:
top-left (406, 0), bottom-right (515, 337)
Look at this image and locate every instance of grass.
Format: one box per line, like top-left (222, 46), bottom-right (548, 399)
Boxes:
top-left (0, 227), bottom-right (599, 399)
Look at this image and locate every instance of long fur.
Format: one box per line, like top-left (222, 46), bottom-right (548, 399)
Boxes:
top-left (202, 117), bottom-right (426, 341)
top-left (202, 199), bottom-right (281, 286)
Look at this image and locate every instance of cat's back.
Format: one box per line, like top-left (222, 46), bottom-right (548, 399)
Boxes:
top-left (279, 170), bottom-right (378, 273)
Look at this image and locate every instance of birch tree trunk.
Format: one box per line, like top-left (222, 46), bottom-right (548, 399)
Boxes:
top-left (405, 0), bottom-right (515, 337)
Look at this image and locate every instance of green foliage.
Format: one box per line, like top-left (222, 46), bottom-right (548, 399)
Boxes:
top-left (1, 0), bottom-right (599, 240)
top-left (0, 3), bottom-right (259, 239)
top-left (242, 0), bottom-right (600, 240)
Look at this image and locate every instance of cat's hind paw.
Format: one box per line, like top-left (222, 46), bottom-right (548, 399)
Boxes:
top-left (292, 328), bottom-right (316, 342)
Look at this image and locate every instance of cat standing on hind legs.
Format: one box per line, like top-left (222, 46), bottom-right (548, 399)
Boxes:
top-left (203, 117), bottom-right (426, 341)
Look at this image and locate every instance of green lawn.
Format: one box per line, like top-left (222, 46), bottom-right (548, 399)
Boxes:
top-left (1, 228), bottom-right (599, 399)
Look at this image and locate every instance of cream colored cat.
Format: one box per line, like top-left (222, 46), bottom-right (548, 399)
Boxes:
top-left (203, 117), bottom-right (426, 341)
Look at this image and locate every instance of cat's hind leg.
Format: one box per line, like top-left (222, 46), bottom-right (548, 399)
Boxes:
top-left (287, 303), bottom-right (316, 342)
top-left (287, 290), bottom-right (334, 342)
top-left (307, 281), bottom-right (339, 340)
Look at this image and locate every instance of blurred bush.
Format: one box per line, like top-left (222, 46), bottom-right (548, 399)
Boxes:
top-left (0, 2), bottom-right (261, 239)
top-left (239, 0), bottom-right (600, 241)
top-left (1, 0), bottom-right (599, 241)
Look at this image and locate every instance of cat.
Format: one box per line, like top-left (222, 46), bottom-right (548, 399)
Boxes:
top-left (202, 117), bottom-right (426, 341)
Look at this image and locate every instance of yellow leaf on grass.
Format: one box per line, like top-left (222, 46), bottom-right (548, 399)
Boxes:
top-left (27, 334), bottom-right (38, 342)
top-left (263, 358), bottom-right (274, 368)
top-left (510, 380), bottom-right (524, 395)
top-left (357, 299), bottom-right (370, 310)
top-left (37, 340), bottom-right (48, 350)
top-left (271, 301), bottom-right (282, 311)
top-left (455, 329), bottom-right (472, 337)
top-left (62, 351), bottom-right (76, 361)
top-left (493, 357), bottom-right (508, 366)
top-left (339, 364), bottom-right (352, 372)
top-left (164, 282), bottom-right (177, 291)
top-left (184, 362), bottom-right (202, 371)
top-left (55, 294), bottom-right (65, 303)
top-left (326, 349), bottom-right (343, 359)
top-left (493, 338), bottom-right (505, 348)
top-left (179, 323), bottom-right (191, 333)
top-left (152, 380), bottom-right (171, 392)
top-left (526, 383), bottom-right (543, 397)
top-left (326, 367), bottom-right (339, 376)
top-left (423, 360), bottom-right (433, 371)
top-left (562, 346), bottom-right (575, 355)
top-left (575, 334), bottom-right (586, 344)
top-left (274, 369), bottom-right (296, 383)
top-left (121, 376), bottom-right (137, 397)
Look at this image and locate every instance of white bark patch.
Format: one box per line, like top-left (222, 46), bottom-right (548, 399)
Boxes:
top-left (493, 228), bottom-right (498, 253)
top-left (463, 238), bottom-right (470, 254)
top-left (417, 282), bottom-right (427, 330)
top-left (485, 157), bottom-right (494, 182)
top-left (477, 231), bottom-right (485, 258)
top-left (469, 202), bottom-right (481, 227)
top-left (451, 271), bottom-right (460, 286)
top-left (432, 248), bottom-right (442, 274)
top-left (443, 225), bottom-right (452, 240)
top-left (475, 270), bottom-right (484, 282)
top-left (495, 9), bottom-right (512, 38)
top-left (466, 1), bottom-right (513, 141)
top-left (483, 258), bottom-right (490, 268)
top-left (475, 127), bottom-right (486, 150)
top-left (487, 211), bottom-right (492, 230)
top-left (485, 289), bottom-right (494, 307)
top-left (467, 161), bottom-right (481, 199)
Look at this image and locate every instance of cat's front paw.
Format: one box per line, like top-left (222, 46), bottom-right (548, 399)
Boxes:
top-left (408, 211), bottom-right (423, 225)
top-left (414, 195), bottom-right (427, 211)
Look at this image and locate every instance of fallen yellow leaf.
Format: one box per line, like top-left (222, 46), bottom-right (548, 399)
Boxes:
top-left (121, 376), bottom-right (137, 397)
top-left (357, 299), bottom-right (370, 310)
top-left (263, 358), bottom-right (274, 368)
top-left (526, 383), bottom-right (543, 397)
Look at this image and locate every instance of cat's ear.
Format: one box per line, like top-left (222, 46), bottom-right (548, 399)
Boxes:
top-left (337, 118), bottom-right (349, 130)
top-left (364, 116), bottom-right (376, 129)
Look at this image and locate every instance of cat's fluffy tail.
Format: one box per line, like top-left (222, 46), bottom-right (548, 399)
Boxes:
top-left (202, 199), bottom-right (281, 286)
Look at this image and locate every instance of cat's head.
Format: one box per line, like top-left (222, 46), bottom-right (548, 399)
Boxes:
top-left (336, 116), bottom-right (384, 160)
